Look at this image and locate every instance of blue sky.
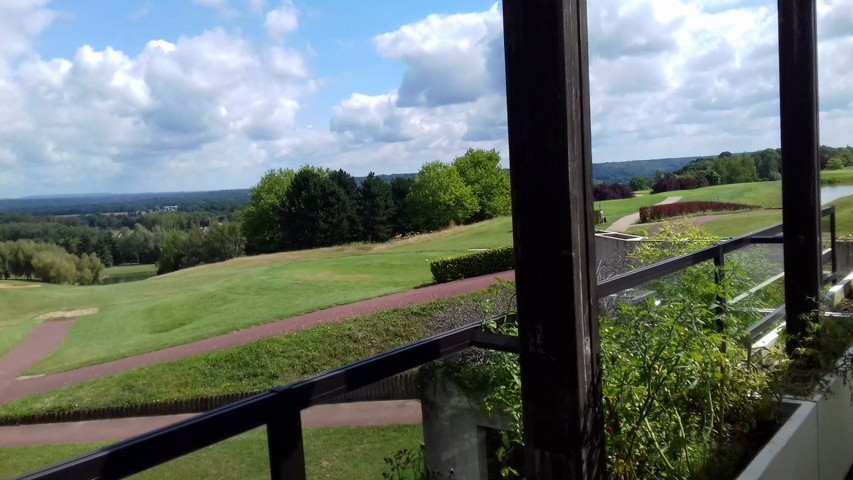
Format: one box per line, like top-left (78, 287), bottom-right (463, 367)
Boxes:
top-left (0, 0), bottom-right (851, 197)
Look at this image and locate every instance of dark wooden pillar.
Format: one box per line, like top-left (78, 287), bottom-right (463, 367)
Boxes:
top-left (778, 0), bottom-right (822, 340)
top-left (502, 0), bottom-right (604, 478)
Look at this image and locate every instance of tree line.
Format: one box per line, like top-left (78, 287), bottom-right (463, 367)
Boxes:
top-left (0, 240), bottom-right (104, 284)
top-left (241, 148), bottom-right (511, 253)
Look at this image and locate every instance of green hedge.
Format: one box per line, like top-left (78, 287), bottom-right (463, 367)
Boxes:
top-left (430, 246), bottom-right (514, 283)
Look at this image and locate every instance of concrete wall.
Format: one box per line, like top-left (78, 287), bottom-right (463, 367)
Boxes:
top-left (420, 375), bottom-right (510, 480)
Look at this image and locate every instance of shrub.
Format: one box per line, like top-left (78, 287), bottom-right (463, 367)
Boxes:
top-left (650, 173), bottom-right (709, 193)
top-left (639, 201), bottom-right (756, 223)
top-left (430, 246), bottom-right (514, 283)
top-left (593, 182), bottom-right (634, 200)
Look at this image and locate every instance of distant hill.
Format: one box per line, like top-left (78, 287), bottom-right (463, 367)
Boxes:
top-left (0, 190), bottom-right (250, 216)
top-left (591, 156), bottom-right (698, 184)
top-left (1, 156), bottom-right (695, 215)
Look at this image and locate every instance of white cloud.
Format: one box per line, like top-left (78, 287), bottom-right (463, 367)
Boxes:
top-left (0, 21), bottom-right (315, 195)
top-left (317, 0), bottom-right (853, 171)
top-left (0, 0), bottom-right (56, 63)
top-left (265, 1), bottom-right (298, 40)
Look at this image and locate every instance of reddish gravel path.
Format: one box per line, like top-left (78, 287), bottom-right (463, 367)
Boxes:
top-left (0, 319), bottom-right (74, 392)
top-left (0, 400), bottom-right (422, 447)
top-left (0, 271), bottom-right (514, 403)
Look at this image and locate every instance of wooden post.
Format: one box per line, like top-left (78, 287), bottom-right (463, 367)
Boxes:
top-left (267, 412), bottom-right (306, 480)
top-left (778, 0), bottom-right (822, 343)
top-left (502, 0), bottom-right (605, 478)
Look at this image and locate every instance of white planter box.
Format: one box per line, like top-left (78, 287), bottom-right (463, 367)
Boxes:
top-left (738, 361), bottom-right (853, 479)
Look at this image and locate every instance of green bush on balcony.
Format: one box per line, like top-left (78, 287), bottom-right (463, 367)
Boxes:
top-left (430, 246), bottom-right (514, 283)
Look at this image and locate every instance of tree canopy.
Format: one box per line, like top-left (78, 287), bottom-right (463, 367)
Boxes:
top-left (406, 161), bottom-right (478, 232)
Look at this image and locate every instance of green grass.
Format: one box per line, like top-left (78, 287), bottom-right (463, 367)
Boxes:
top-left (0, 217), bottom-right (512, 373)
top-left (825, 194), bottom-right (853, 238)
top-left (597, 181), bottom-right (782, 229)
top-left (696, 210), bottom-right (783, 237)
top-left (0, 290), bottom-right (488, 418)
top-left (821, 168), bottom-right (853, 185)
top-left (0, 425), bottom-right (422, 480)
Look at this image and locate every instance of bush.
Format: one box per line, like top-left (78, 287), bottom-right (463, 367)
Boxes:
top-left (593, 182), bottom-right (634, 200)
top-left (639, 201), bottom-right (756, 223)
top-left (430, 246), bottom-right (514, 283)
top-left (650, 173), bottom-right (709, 193)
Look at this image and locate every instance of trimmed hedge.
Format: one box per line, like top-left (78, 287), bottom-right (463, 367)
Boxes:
top-left (430, 246), bottom-right (514, 283)
top-left (639, 201), bottom-right (756, 223)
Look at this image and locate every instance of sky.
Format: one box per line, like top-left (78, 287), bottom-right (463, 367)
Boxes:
top-left (0, 0), bottom-right (851, 197)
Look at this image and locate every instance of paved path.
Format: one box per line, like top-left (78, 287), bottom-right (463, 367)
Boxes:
top-left (0, 271), bottom-right (514, 403)
top-left (0, 319), bottom-right (74, 392)
top-left (0, 400), bottom-right (422, 447)
top-left (608, 196), bottom-right (682, 232)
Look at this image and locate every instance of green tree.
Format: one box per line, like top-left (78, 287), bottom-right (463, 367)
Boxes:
top-left (358, 172), bottom-right (394, 242)
top-left (406, 161), bottom-right (478, 232)
top-left (389, 177), bottom-right (414, 235)
top-left (280, 167), bottom-right (358, 249)
top-left (452, 149), bottom-right (511, 221)
top-left (628, 176), bottom-right (648, 191)
top-left (826, 156), bottom-right (844, 170)
top-left (328, 169), bottom-right (362, 241)
top-left (242, 168), bottom-right (295, 253)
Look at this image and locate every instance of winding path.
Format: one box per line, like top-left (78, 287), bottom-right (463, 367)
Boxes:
top-left (0, 319), bottom-right (74, 393)
top-left (0, 270), bottom-right (515, 403)
top-left (0, 400), bottom-right (422, 447)
top-left (608, 196), bottom-right (682, 232)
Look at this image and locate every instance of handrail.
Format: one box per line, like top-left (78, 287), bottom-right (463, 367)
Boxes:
top-left (15, 207), bottom-right (839, 480)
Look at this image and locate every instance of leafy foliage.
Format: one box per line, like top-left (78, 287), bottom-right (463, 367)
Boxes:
top-left (429, 246), bottom-right (514, 283)
top-left (156, 222), bottom-right (245, 274)
top-left (406, 161), bottom-right (478, 232)
top-left (358, 172), bottom-right (395, 242)
top-left (452, 149), bottom-right (511, 221)
top-left (639, 201), bottom-right (757, 223)
top-left (0, 240), bottom-right (104, 284)
top-left (594, 182), bottom-right (635, 200)
top-left (279, 167), bottom-right (358, 249)
top-left (241, 168), bottom-right (295, 253)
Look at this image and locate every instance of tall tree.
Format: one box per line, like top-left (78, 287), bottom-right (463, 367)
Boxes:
top-left (242, 168), bottom-right (295, 253)
top-left (328, 169), bottom-right (362, 241)
top-left (279, 167), bottom-right (357, 249)
top-left (389, 177), bottom-right (414, 235)
top-left (452, 148), bottom-right (512, 221)
top-left (406, 161), bottom-right (478, 232)
top-left (357, 172), bottom-right (394, 242)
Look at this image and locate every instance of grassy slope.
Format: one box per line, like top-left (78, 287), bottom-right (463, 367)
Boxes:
top-left (0, 425), bottom-right (422, 480)
top-left (102, 264), bottom-right (158, 276)
top-left (821, 168), bottom-right (853, 184)
top-left (597, 181), bottom-right (782, 229)
top-left (0, 297), bottom-right (464, 417)
top-left (0, 217), bottom-right (512, 374)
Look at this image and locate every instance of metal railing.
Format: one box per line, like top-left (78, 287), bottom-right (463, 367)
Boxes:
top-left (16, 207), bottom-right (838, 480)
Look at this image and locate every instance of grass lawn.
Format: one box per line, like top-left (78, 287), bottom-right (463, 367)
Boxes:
top-left (825, 194), bottom-right (853, 238)
top-left (821, 167), bottom-right (853, 185)
top-left (697, 210), bottom-right (783, 237)
top-left (0, 217), bottom-right (512, 374)
top-left (0, 425), bottom-right (422, 480)
top-left (0, 288), bottom-right (502, 419)
top-left (597, 181), bottom-right (782, 229)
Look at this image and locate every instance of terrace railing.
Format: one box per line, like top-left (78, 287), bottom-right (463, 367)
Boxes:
top-left (15, 206), bottom-right (838, 480)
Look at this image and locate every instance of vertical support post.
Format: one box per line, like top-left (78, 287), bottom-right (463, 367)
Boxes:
top-left (502, 0), bottom-right (604, 478)
top-left (267, 412), bottom-right (306, 480)
top-left (831, 207), bottom-right (838, 276)
top-left (778, 0), bottom-right (822, 343)
top-left (713, 248), bottom-right (726, 332)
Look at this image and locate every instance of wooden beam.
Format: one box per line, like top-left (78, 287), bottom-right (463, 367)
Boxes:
top-left (778, 0), bottom-right (822, 342)
top-left (501, 0), bottom-right (604, 478)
